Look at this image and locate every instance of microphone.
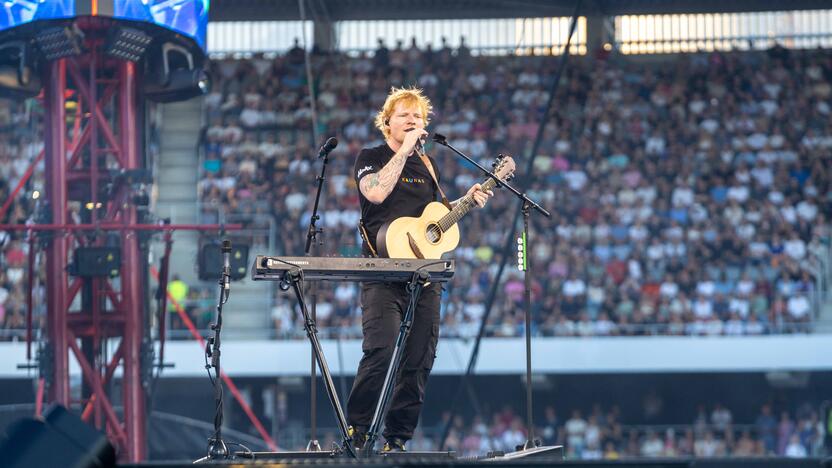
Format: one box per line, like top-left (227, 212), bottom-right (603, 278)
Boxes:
top-left (405, 128), bottom-right (428, 156)
top-left (414, 137), bottom-right (426, 156)
top-left (221, 240), bottom-right (231, 300)
top-left (317, 137), bottom-right (338, 158)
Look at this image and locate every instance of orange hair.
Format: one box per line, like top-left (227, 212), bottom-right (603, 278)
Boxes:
top-left (374, 86), bottom-right (433, 139)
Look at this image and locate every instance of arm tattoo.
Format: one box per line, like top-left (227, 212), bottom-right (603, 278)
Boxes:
top-left (365, 174), bottom-right (380, 189)
top-left (360, 151), bottom-right (408, 203)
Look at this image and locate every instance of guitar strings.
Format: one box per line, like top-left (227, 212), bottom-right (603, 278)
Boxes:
top-left (430, 175), bottom-right (503, 239)
top-left (426, 162), bottom-right (511, 242)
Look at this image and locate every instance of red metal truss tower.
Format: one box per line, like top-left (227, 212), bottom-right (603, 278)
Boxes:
top-left (0, 9), bottom-right (228, 463)
top-left (42, 24), bottom-right (148, 462)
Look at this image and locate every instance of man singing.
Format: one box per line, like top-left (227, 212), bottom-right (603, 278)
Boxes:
top-left (347, 87), bottom-right (491, 452)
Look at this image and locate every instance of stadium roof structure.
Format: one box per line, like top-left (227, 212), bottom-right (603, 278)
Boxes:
top-left (210, 0), bottom-right (831, 22)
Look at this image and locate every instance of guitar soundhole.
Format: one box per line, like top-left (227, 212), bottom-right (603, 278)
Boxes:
top-left (426, 224), bottom-right (442, 244)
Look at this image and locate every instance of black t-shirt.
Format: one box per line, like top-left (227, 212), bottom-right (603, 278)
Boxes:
top-left (353, 143), bottom-right (440, 255)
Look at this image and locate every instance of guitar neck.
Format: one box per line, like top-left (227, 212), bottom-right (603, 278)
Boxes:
top-left (437, 176), bottom-right (499, 232)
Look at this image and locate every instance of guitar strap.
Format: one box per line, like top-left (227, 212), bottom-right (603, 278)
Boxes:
top-left (419, 154), bottom-right (453, 210)
top-left (358, 220), bottom-right (379, 258)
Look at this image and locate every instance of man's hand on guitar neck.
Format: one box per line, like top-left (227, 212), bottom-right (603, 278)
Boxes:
top-left (464, 183), bottom-right (493, 208)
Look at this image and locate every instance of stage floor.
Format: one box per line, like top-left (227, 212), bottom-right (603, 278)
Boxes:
top-left (122, 454), bottom-right (829, 468)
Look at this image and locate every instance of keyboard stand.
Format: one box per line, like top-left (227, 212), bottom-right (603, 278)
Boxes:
top-left (278, 266), bottom-right (441, 458)
top-left (361, 270), bottom-right (430, 456)
top-left (284, 268), bottom-right (358, 459)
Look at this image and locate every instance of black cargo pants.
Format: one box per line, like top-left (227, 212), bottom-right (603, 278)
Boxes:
top-left (346, 280), bottom-right (441, 442)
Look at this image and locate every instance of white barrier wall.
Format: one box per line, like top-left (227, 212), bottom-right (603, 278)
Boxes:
top-left (1, 334), bottom-right (829, 378)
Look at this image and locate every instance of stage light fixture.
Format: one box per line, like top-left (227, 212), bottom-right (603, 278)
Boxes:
top-left (516, 236), bottom-right (526, 271)
top-left (105, 27), bottom-right (152, 62)
top-left (35, 26), bottom-right (84, 61)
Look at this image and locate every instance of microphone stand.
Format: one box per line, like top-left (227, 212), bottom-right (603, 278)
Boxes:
top-left (303, 139), bottom-right (332, 452)
top-left (433, 134), bottom-right (551, 452)
top-left (206, 240), bottom-right (232, 460)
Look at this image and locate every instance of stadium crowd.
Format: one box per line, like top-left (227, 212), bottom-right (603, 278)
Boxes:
top-left (299, 401), bottom-right (827, 459)
top-left (0, 41), bottom-right (829, 339)
top-left (197, 40), bottom-right (830, 338)
top-left (437, 403), bottom-right (827, 459)
top-left (0, 100), bottom-right (43, 340)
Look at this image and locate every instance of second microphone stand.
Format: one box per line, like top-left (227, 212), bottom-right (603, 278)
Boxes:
top-left (302, 138), bottom-right (356, 457)
top-left (432, 134), bottom-right (552, 454)
top-left (303, 148), bottom-right (327, 452)
top-left (205, 240), bottom-right (232, 460)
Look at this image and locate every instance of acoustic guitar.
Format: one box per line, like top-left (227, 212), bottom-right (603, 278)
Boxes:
top-left (377, 154), bottom-right (516, 259)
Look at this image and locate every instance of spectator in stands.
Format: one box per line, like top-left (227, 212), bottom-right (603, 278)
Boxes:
top-left (711, 402), bottom-right (733, 433)
top-left (755, 403), bottom-right (778, 453)
top-left (167, 275), bottom-right (188, 330)
top-left (565, 409), bottom-right (587, 454)
top-left (694, 430), bottom-right (724, 457)
top-left (785, 433), bottom-right (808, 458)
top-left (778, 411), bottom-right (796, 455)
top-left (640, 430), bottom-right (663, 457)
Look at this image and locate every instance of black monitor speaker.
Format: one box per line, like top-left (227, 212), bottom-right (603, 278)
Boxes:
top-left (198, 241), bottom-right (249, 281)
top-left (0, 404), bottom-right (116, 468)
